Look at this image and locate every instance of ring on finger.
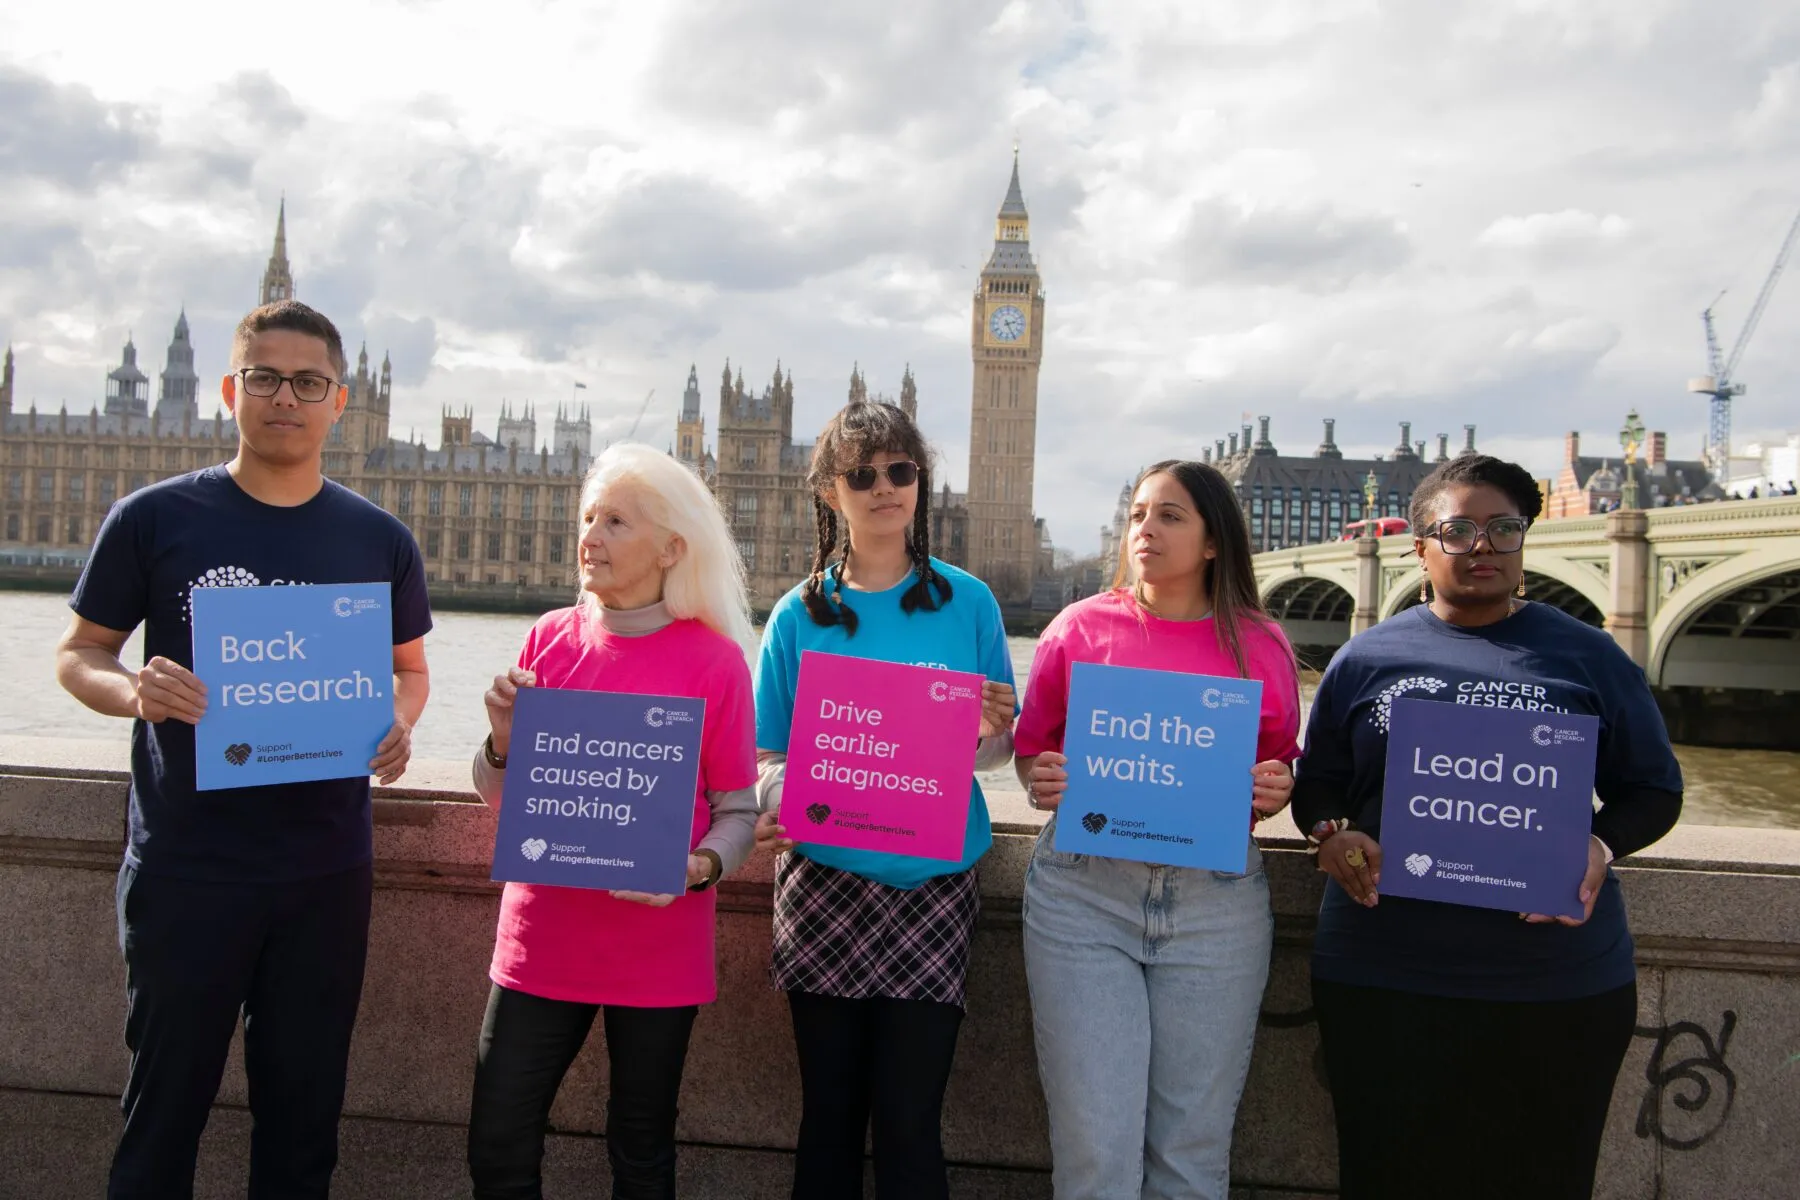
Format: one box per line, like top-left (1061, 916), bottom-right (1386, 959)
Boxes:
top-left (1344, 847), bottom-right (1367, 869)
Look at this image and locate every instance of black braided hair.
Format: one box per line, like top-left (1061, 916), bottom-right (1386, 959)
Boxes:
top-left (801, 400), bottom-right (952, 633)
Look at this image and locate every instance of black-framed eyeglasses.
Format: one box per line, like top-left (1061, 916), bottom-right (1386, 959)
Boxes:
top-left (237, 368), bottom-right (337, 404)
top-left (1421, 517), bottom-right (1531, 555)
top-left (841, 460), bottom-right (920, 491)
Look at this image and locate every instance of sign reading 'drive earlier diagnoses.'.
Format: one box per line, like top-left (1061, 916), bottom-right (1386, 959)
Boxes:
top-left (192, 583), bottom-right (393, 791)
top-left (781, 651), bottom-right (984, 861)
top-left (1055, 663), bottom-right (1263, 871)
top-left (1380, 698), bottom-right (1600, 920)
top-left (491, 687), bottom-right (704, 895)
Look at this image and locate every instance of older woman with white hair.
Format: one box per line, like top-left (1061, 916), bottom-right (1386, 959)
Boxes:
top-left (465, 443), bottom-right (758, 1200)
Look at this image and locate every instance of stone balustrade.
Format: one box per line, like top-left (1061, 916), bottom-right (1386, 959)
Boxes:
top-left (3, 754), bottom-right (1797, 1199)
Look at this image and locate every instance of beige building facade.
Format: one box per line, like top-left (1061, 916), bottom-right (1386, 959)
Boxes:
top-left (0, 209), bottom-right (594, 592)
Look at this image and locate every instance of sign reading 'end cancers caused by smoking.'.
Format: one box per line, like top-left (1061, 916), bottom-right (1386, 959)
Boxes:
top-left (191, 583), bottom-right (394, 791)
top-left (492, 687), bottom-right (706, 895)
top-left (1379, 698), bottom-right (1600, 919)
top-left (1055, 663), bottom-right (1264, 871)
top-left (781, 651), bottom-right (985, 861)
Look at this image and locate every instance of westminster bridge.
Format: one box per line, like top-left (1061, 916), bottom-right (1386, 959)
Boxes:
top-left (1254, 496), bottom-right (1800, 747)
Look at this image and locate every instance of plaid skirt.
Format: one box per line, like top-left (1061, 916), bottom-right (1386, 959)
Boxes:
top-left (770, 852), bottom-right (981, 1008)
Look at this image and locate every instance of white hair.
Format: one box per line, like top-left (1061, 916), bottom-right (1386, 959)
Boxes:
top-left (575, 442), bottom-right (753, 649)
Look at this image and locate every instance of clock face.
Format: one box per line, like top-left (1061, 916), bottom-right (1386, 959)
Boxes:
top-left (988, 305), bottom-right (1026, 342)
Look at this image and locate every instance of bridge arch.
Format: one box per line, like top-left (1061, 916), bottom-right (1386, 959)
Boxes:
top-left (1650, 549), bottom-right (1800, 689)
top-left (1261, 572), bottom-right (1356, 654)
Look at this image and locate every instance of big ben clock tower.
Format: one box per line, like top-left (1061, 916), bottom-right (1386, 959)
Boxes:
top-left (966, 151), bottom-right (1045, 605)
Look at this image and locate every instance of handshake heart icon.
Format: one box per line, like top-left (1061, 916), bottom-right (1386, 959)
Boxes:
top-left (223, 743), bottom-right (252, 766)
top-left (1404, 853), bottom-right (1432, 877)
top-left (804, 803), bottom-right (831, 826)
top-left (520, 837), bottom-right (549, 862)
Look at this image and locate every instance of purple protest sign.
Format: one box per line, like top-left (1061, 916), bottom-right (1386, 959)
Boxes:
top-left (1379, 698), bottom-right (1600, 919)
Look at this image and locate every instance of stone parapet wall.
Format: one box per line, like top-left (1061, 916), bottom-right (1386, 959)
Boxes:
top-left (3, 765), bottom-right (1797, 1198)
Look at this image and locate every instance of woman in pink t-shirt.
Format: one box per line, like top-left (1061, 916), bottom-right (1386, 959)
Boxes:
top-left (1013, 460), bottom-right (1302, 1200)
top-left (465, 444), bottom-right (758, 1200)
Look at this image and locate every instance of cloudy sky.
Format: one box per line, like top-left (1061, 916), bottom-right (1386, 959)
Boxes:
top-left (3, 0), bottom-right (1798, 552)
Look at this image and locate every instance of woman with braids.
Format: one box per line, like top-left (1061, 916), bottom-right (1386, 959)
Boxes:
top-left (1293, 454), bottom-right (1683, 1200)
top-left (1013, 460), bottom-right (1301, 1200)
top-left (751, 400), bottom-right (1016, 1200)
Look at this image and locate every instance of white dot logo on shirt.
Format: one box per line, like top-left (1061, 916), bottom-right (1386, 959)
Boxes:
top-left (1370, 676), bottom-right (1449, 732)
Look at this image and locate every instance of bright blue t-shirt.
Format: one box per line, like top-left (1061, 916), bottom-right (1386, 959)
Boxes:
top-left (754, 558), bottom-right (1016, 889)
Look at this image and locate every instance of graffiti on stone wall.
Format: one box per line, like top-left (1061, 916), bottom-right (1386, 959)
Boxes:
top-left (1633, 1011), bottom-right (1738, 1152)
top-left (1255, 1002), bottom-right (1742, 1150)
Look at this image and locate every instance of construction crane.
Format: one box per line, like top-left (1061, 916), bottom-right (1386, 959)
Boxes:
top-left (625, 388), bottom-right (656, 440)
top-left (1690, 204), bottom-right (1800, 477)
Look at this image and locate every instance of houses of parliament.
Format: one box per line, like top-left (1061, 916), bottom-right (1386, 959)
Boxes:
top-left (0, 158), bottom-right (1049, 610)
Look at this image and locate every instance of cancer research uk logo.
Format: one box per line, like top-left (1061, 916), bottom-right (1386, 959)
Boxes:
top-left (927, 679), bottom-right (981, 703)
top-left (1405, 852), bottom-right (1433, 877)
top-left (332, 594), bottom-right (383, 618)
top-left (1201, 686), bottom-right (1254, 710)
top-left (1531, 722), bottom-right (1589, 748)
top-left (520, 837), bottom-right (548, 862)
top-left (643, 705), bottom-right (697, 729)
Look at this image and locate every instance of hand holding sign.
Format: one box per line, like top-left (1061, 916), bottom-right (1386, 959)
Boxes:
top-left (135, 656), bottom-right (208, 725)
top-left (1024, 750), bottom-right (1069, 811)
top-left (483, 667), bottom-right (538, 757)
top-left (1521, 836), bottom-right (1608, 926)
top-left (979, 680), bottom-right (1016, 739)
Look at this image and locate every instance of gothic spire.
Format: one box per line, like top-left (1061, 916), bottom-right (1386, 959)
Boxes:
top-left (260, 197), bottom-right (295, 306)
top-left (999, 147), bottom-right (1027, 218)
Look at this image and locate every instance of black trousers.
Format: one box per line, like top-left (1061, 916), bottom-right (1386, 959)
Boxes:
top-left (1312, 976), bottom-right (1638, 1200)
top-left (786, 990), bottom-right (965, 1200)
top-left (467, 984), bottom-right (699, 1200)
top-left (108, 862), bottom-right (374, 1200)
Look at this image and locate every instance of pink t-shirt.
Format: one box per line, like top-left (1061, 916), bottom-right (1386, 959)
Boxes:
top-left (1015, 589), bottom-right (1302, 770)
top-left (488, 607), bottom-right (757, 1007)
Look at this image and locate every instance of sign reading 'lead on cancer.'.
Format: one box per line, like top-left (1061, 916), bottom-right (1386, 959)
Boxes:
top-left (1379, 698), bottom-right (1600, 919)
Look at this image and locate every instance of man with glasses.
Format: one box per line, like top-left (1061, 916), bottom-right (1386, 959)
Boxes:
top-left (55, 300), bottom-right (433, 1198)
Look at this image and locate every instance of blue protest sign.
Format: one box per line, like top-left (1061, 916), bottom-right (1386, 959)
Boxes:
top-left (191, 583), bottom-right (393, 791)
top-left (1379, 698), bottom-right (1599, 919)
top-left (1054, 663), bottom-right (1263, 871)
top-left (492, 686), bottom-right (705, 895)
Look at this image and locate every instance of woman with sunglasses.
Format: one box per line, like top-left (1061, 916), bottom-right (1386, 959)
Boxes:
top-left (752, 400), bottom-right (1016, 1200)
top-left (1293, 454), bottom-right (1683, 1200)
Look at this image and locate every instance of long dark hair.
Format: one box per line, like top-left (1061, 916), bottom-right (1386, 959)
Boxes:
top-left (801, 400), bottom-right (952, 634)
top-left (1111, 459), bottom-right (1280, 678)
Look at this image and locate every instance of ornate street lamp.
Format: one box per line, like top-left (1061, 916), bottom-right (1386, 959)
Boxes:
top-left (1619, 409), bottom-right (1646, 510)
top-left (1362, 470), bottom-right (1381, 524)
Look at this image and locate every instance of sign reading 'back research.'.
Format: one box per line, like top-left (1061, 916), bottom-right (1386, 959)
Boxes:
top-left (191, 583), bottom-right (393, 791)
top-left (1379, 698), bottom-right (1599, 919)
top-left (1055, 663), bottom-right (1263, 871)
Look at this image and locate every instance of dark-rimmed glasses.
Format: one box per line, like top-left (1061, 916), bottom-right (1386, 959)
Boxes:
top-left (841, 460), bottom-right (920, 491)
top-left (237, 368), bottom-right (337, 403)
top-left (1421, 517), bottom-right (1531, 555)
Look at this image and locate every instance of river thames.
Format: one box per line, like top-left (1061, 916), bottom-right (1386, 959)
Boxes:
top-left (3, 591), bottom-right (1795, 829)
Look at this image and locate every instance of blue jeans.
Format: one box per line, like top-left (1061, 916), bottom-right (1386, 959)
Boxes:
top-left (1022, 817), bottom-right (1273, 1200)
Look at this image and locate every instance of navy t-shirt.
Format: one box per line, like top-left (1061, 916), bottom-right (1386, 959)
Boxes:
top-left (69, 465), bottom-right (433, 883)
top-left (1296, 603), bottom-right (1683, 1001)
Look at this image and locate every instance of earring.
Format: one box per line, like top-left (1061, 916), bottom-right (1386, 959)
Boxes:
top-left (1419, 573), bottom-right (1430, 604)
top-left (1516, 578), bottom-right (1527, 599)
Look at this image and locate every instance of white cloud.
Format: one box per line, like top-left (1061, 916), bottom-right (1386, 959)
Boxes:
top-left (1, 0), bottom-right (1799, 556)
